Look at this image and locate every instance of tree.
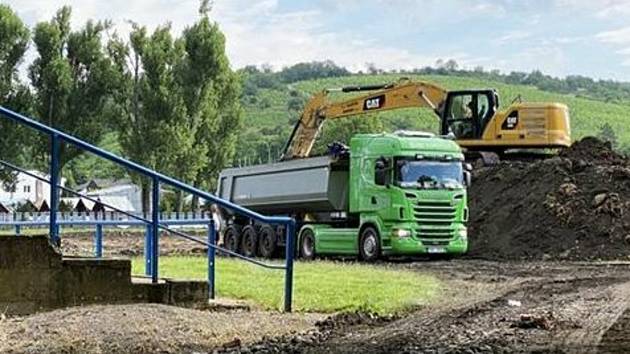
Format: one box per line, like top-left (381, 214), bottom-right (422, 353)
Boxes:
top-left (598, 122), bottom-right (618, 149)
top-left (0, 4), bottom-right (32, 187)
top-left (110, 9), bottom-right (241, 212)
top-left (29, 6), bottom-right (117, 172)
top-left (179, 13), bottom-right (241, 210)
top-left (109, 24), bottom-right (190, 211)
top-left (278, 61), bottom-right (349, 83)
top-left (313, 116), bottom-right (385, 155)
top-left (443, 59), bottom-right (459, 71)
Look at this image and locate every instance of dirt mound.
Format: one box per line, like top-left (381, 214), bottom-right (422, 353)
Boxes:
top-left (468, 137), bottom-right (630, 261)
top-left (60, 230), bottom-right (207, 257)
top-left (0, 304), bottom-right (321, 353)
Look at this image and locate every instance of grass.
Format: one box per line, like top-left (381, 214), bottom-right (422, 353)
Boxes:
top-left (132, 256), bottom-right (440, 314)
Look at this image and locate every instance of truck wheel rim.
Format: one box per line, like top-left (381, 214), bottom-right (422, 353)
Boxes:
top-left (262, 236), bottom-right (271, 250)
top-left (303, 237), bottom-right (313, 256)
top-left (363, 235), bottom-right (376, 257)
top-left (244, 235), bottom-right (254, 254)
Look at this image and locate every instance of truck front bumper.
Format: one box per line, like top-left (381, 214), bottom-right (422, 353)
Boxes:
top-left (385, 225), bottom-right (468, 256)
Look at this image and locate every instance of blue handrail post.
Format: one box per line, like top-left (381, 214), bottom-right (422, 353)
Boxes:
top-left (144, 224), bottom-right (152, 276)
top-left (284, 220), bottom-right (296, 312)
top-left (50, 134), bottom-right (61, 246)
top-left (208, 220), bottom-right (216, 300)
top-left (94, 224), bottom-right (103, 257)
top-left (151, 176), bottom-right (160, 283)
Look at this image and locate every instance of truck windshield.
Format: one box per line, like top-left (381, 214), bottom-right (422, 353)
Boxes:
top-left (396, 159), bottom-right (463, 189)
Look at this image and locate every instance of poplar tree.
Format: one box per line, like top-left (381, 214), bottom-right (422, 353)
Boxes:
top-left (29, 6), bottom-right (117, 170)
top-left (110, 5), bottom-right (241, 211)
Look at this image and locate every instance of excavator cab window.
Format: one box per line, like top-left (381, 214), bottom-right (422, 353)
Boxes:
top-left (442, 91), bottom-right (496, 139)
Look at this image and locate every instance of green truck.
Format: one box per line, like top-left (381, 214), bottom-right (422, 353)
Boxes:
top-left (216, 131), bottom-right (470, 261)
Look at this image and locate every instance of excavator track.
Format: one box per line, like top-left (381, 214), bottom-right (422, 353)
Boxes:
top-left (465, 149), bottom-right (561, 167)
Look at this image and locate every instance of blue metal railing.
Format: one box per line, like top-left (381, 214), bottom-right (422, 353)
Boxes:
top-left (0, 105), bottom-right (296, 312)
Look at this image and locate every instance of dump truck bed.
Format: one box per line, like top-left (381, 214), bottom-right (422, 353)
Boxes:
top-left (217, 156), bottom-right (349, 214)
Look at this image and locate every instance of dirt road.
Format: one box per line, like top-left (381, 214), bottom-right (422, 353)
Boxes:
top-left (230, 261), bottom-right (630, 353)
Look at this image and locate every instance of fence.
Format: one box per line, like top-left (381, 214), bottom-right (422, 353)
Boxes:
top-left (0, 105), bottom-right (296, 312)
top-left (0, 211), bottom-right (212, 225)
top-left (0, 217), bottom-right (215, 279)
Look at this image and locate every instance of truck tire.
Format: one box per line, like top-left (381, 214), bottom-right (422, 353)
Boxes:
top-left (224, 225), bottom-right (242, 255)
top-left (258, 225), bottom-right (277, 258)
top-left (300, 229), bottom-right (316, 260)
top-left (359, 226), bottom-right (381, 262)
top-left (241, 225), bottom-right (258, 258)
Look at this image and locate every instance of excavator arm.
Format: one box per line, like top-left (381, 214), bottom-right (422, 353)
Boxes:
top-left (281, 79), bottom-right (448, 160)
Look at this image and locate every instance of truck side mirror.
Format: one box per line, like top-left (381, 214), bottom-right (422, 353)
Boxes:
top-left (463, 171), bottom-right (472, 187)
top-left (375, 158), bottom-right (390, 186)
top-left (464, 163), bottom-right (473, 171)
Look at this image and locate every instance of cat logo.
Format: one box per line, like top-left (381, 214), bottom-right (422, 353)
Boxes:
top-left (502, 111), bottom-right (519, 130)
top-left (363, 94), bottom-right (385, 110)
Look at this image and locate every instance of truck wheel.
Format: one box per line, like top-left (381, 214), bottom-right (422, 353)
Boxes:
top-left (224, 225), bottom-right (242, 255)
top-left (359, 226), bottom-right (381, 262)
top-left (241, 225), bottom-right (258, 258)
top-left (300, 229), bottom-right (316, 260)
top-left (258, 225), bottom-right (277, 258)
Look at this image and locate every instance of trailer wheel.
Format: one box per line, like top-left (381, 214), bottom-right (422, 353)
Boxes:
top-left (241, 225), bottom-right (258, 258)
top-left (224, 225), bottom-right (242, 254)
top-left (258, 225), bottom-right (277, 258)
top-left (359, 226), bottom-right (381, 262)
top-left (300, 229), bottom-right (316, 260)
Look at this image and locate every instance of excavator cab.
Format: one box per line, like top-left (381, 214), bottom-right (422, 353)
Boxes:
top-left (441, 90), bottom-right (498, 140)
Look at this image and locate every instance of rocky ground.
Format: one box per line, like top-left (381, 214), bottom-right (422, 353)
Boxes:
top-left (60, 229), bottom-right (208, 257)
top-left (0, 304), bottom-right (323, 353)
top-left (224, 261), bottom-right (630, 354)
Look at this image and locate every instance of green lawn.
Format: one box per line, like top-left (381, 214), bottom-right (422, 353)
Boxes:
top-left (132, 256), bottom-right (440, 314)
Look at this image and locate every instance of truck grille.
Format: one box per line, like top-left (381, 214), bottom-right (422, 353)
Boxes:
top-left (414, 200), bottom-right (456, 240)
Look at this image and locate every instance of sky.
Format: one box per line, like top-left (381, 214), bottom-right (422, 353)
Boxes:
top-left (3, 0), bottom-right (630, 81)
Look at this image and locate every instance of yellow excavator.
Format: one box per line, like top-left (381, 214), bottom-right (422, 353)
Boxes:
top-left (281, 78), bottom-right (571, 161)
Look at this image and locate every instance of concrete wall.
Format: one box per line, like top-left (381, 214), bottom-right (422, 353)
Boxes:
top-left (0, 236), bottom-right (62, 314)
top-left (0, 236), bottom-right (208, 315)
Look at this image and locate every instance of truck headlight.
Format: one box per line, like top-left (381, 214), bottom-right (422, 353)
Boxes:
top-left (392, 229), bottom-right (411, 238)
top-left (458, 229), bottom-right (467, 240)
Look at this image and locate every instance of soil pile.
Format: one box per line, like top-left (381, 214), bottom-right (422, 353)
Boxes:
top-left (468, 137), bottom-right (630, 261)
top-left (60, 230), bottom-right (207, 257)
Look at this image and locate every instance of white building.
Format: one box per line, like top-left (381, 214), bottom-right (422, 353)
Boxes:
top-left (77, 179), bottom-right (142, 212)
top-left (0, 170), bottom-right (66, 208)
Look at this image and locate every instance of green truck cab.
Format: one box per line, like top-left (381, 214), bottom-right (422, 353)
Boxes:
top-left (300, 132), bottom-right (469, 261)
top-left (217, 131), bottom-right (470, 261)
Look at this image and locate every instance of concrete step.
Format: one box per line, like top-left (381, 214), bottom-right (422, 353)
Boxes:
top-left (131, 276), bottom-right (208, 307)
top-left (0, 235), bottom-right (209, 315)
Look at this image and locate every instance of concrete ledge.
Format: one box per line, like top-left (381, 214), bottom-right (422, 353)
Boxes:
top-left (207, 298), bottom-right (253, 311)
top-left (130, 277), bottom-right (208, 307)
top-left (0, 236), bottom-right (210, 315)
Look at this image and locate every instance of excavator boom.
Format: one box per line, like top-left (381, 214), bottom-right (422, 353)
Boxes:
top-left (282, 79), bottom-right (447, 160)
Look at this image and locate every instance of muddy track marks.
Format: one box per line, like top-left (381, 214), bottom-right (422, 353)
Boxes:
top-left (232, 263), bottom-right (630, 354)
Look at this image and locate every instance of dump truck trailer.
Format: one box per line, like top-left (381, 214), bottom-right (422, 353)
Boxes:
top-left (216, 131), bottom-right (470, 261)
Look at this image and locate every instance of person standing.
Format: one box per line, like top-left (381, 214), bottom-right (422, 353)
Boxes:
top-left (210, 204), bottom-right (225, 247)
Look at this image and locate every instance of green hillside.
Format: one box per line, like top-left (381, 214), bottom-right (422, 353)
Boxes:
top-left (237, 74), bottom-right (630, 165)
